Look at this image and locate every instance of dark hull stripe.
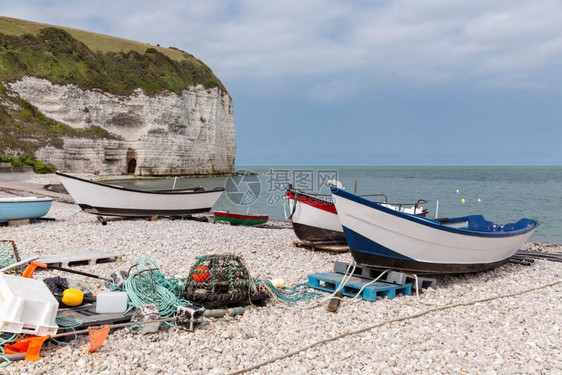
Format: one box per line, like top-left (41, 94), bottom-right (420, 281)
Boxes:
top-left (292, 222), bottom-right (347, 243)
top-left (80, 204), bottom-right (212, 217)
top-left (350, 250), bottom-right (509, 275)
top-left (214, 212), bottom-right (268, 221)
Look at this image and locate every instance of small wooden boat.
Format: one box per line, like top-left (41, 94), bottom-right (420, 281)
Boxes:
top-left (331, 187), bottom-right (539, 274)
top-left (213, 211), bottom-right (269, 226)
top-left (56, 172), bottom-right (224, 217)
top-left (0, 197), bottom-right (53, 223)
top-left (285, 184), bottom-right (428, 244)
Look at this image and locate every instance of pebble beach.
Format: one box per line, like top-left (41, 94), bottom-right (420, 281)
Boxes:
top-left (1, 174), bottom-right (561, 374)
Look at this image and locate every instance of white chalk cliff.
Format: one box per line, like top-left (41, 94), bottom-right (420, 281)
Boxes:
top-left (9, 76), bottom-right (236, 175)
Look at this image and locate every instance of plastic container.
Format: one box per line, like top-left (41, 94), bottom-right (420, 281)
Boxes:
top-left (96, 291), bottom-right (128, 313)
top-left (0, 273), bottom-right (59, 336)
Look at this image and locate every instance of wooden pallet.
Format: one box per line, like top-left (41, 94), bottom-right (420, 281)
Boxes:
top-left (333, 261), bottom-right (437, 290)
top-left (293, 240), bottom-right (349, 253)
top-left (7, 219), bottom-right (30, 227)
top-left (38, 251), bottom-right (123, 267)
top-left (307, 272), bottom-right (411, 301)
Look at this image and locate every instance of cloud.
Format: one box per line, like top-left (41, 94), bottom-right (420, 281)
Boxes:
top-left (2, 0), bottom-right (562, 95)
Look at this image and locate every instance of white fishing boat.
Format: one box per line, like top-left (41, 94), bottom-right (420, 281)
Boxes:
top-left (331, 187), bottom-right (539, 274)
top-left (285, 187), bottom-right (346, 243)
top-left (0, 197), bottom-right (53, 223)
top-left (56, 172), bottom-right (224, 217)
top-left (285, 184), bottom-right (428, 244)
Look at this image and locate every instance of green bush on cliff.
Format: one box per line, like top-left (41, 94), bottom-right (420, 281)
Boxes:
top-left (0, 27), bottom-right (226, 95)
top-left (0, 154), bottom-right (55, 174)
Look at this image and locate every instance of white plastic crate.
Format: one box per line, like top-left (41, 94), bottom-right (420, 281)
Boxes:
top-left (0, 273), bottom-right (59, 336)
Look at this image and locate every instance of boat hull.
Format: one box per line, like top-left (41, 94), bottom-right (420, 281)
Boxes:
top-left (332, 187), bottom-right (539, 274)
top-left (57, 172), bottom-right (224, 217)
top-left (214, 211), bottom-right (268, 226)
top-left (286, 190), bottom-right (345, 243)
top-left (292, 222), bottom-right (347, 243)
top-left (0, 197), bottom-right (53, 223)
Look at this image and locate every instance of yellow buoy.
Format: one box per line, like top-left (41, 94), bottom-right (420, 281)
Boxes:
top-left (62, 288), bottom-right (84, 306)
top-left (269, 278), bottom-right (285, 288)
top-left (456, 189), bottom-right (459, 193)
top-left (461, 198), bottom-right (465, 204)
top-left (477, 198), bottom-right (482, 202)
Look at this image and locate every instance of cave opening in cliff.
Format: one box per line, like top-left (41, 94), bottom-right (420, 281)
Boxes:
top-left (126, 148), bottom-right (137, 174)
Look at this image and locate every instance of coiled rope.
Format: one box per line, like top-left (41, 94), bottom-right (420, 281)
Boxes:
top-left (120, 259), bottom-right (191, 317)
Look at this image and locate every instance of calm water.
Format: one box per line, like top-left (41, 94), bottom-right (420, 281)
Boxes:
top-left (113, 166), bottom-right (562, 244)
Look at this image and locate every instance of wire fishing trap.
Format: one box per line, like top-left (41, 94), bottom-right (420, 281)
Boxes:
top-left (184, 253), bottom-right (328, 309)
top-left (0, 240), bottom-right (21, 272)
top-left (183, 254), bottom-right (263, 305)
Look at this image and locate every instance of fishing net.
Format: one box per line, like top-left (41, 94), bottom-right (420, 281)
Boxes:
top-left (121, 259), bottom-right (192, 318)
top-left (183, 254), bottom-right (259, 304)
top-left (0, 240), bottom-right (20, 271)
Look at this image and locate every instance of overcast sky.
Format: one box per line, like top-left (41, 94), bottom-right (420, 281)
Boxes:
top-left (2, 1), bottom-right (561, 166)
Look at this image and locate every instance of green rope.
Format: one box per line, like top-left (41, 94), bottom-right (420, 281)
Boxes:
top-left (0, 355), bottom-right (10, 368)
top-left (255, 280), bottom-right (324, 307)
top-left (0, 332), bottom-right (18, 368)
top-left (51, 316), bottom-right (83, 345)
top-left (121, 259), bottom-right (191, 318)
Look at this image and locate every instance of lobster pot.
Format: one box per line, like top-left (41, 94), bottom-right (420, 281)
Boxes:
top-left (183, 254), bottom-right (257, 304)
top-left (0, 240), bottom-right (20, 271)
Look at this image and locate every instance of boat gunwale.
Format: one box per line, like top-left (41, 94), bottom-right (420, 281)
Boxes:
top-left (286, 187), bottom-right (428, 215)
top-left (56, 172), bottom-right (225, 195)
top-left (331, 187), bottom-right (539, 238)
top-left (285, 188), bottom-right (334, 206)
top-left (0, 197), bottom-right (53, 203)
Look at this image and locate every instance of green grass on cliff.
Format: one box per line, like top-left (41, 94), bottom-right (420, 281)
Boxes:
top-left (0, 17), bottom-right (226, 95)
top-left (0, 82), bottom-right (121, 161)
top-left (0, 154), bottom-right (55, 174)
top-left (0, 16), bottom-right (188, 61)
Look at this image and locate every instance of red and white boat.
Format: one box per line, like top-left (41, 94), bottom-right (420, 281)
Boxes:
top-left (285, 184), bottom-right (428, 244)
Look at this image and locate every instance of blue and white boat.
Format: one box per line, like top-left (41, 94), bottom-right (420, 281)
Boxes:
top-left (331, 187), bottom-right (539, 274)
top-left (0, 197), bottom-right (53, 223)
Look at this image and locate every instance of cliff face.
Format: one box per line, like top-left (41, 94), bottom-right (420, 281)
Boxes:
top-left (9, 77), bottom-right (236, 175)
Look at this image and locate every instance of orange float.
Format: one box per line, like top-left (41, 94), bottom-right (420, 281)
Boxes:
top-left (192, 265), bottom-right (210, 283)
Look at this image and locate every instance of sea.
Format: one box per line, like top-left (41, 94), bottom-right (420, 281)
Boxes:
top-left (112, 166), bottom-right (562, 245)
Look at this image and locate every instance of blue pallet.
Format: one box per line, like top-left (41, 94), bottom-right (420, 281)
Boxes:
top-left (307, 272), bottom-right (412, 301)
